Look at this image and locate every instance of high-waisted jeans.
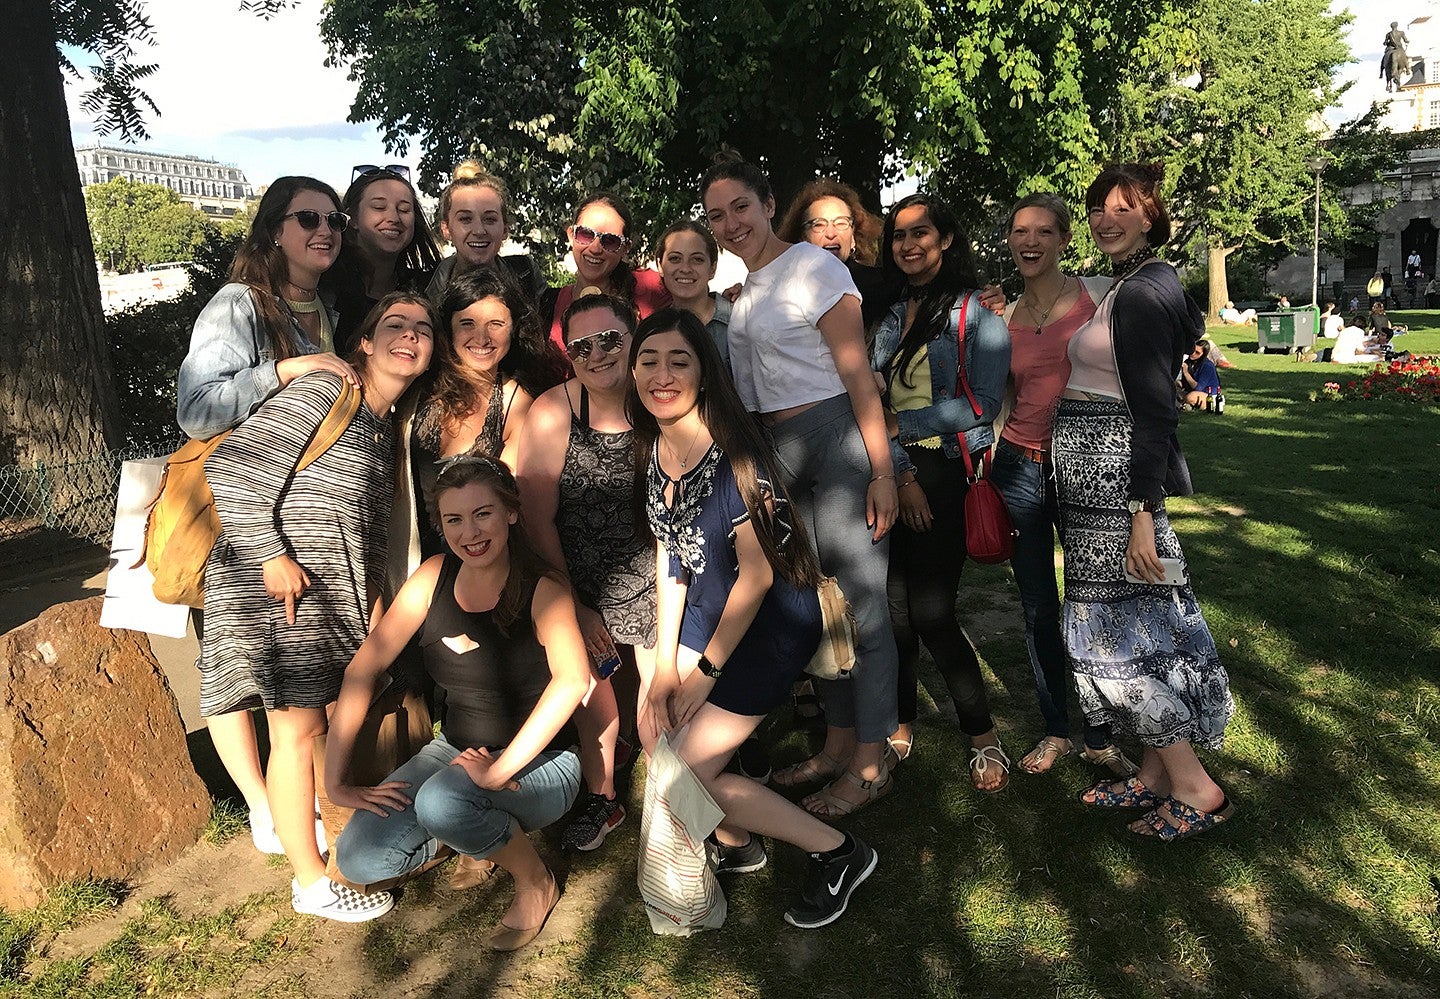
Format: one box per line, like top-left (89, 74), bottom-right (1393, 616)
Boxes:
top-left (768, 393), bottom-right (899, 744)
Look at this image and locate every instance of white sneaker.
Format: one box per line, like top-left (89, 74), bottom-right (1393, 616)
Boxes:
top-left (291, 877), bottom-right (393, 923)
top-left (248, 807), bottom-right (330, 856)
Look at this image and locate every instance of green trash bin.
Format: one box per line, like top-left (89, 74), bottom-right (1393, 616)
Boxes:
top-left (1256, 308), bottom-right (1318, 353)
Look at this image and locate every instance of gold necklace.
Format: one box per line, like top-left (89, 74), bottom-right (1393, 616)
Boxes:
top-left (1022, 275), bottom-right (1069, 335)
top-left (663, 423), bottom-right (705, 469)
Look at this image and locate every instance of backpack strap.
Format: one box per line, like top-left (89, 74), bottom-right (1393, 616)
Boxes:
top-left (296, 379), bottom-right (362, 473)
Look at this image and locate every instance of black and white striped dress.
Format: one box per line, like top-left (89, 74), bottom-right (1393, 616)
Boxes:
top-left (198, 372), bottom-right (393, 717)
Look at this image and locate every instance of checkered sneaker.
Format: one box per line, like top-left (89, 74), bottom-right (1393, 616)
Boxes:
top-left (291, 877), bottom-right (394, 923)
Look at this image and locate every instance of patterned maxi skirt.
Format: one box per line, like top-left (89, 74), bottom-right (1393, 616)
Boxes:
top-left (1051, 399), bottom-right (1234, 750)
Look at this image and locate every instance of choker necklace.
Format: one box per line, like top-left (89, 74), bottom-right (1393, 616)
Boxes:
top-left (1111, 247), bottom-right (1152, 278)
top-left (663, 423), bottom-right (705, 470)
top-left (285, 281), bottom-right (318, 302)
top-left (1023, 275), bottom-right (1069, 335)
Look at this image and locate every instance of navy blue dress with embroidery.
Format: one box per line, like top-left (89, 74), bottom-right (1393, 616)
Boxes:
top-left (646, 442), bottom-right (821, 716)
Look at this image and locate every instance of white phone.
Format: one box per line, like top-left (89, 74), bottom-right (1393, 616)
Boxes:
top-left (1124, 557), bottom-right (1187, 586)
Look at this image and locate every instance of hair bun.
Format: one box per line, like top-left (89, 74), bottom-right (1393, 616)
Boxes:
top-left (453, 158), bottom-right (484, 181)
top-left (711, 146), bottom-right (747, 168)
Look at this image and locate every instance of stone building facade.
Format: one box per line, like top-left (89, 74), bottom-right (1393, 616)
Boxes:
top-left (74, 143), bottom-right (254, 219)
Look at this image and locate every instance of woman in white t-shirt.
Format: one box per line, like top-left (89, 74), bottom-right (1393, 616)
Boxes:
top-left (700, 153), bottom-right (899, 818)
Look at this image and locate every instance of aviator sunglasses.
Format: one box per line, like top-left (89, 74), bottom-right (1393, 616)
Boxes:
top-left (571, 224), bottom-right (629, 254)
top-left (352, 163), bottom-right (412, 182)
top-left (280, 210), bottom-right (351, 232)
top-left (565, 328), bottom-right (627, 361)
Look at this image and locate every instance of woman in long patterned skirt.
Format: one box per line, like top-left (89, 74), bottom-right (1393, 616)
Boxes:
top-left (1053, 163), bottom-right (1237, 842)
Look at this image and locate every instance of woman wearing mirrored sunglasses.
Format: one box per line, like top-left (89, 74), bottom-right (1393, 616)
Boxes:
top-left (426, 161), bottom-right (546, 306)
top-left (176, 176), bottom-right (365, 859)
top-left (516, 292), bottom-right (657, 855)
top-left (325, 165), bottom-right (442, 354)
top-left (539, 192), bottom-right (670, 360)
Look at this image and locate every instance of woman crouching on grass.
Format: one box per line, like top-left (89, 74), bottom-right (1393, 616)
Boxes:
top-left (630, 308), bottom-right (877, 929)
top-left (326, 457), bottom-right (590, 949)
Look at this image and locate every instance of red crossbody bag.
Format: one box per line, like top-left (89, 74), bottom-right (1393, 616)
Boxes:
top-left (950, 294), bottom-right (1016, 564)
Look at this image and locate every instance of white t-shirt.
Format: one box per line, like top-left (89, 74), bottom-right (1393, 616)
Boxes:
top-left (1332, 326), bottom-right (1378, 363)
top-left (1323, 313), bottom-right (1345, 337)
top-left (727, 242), bottom-right (859, 413)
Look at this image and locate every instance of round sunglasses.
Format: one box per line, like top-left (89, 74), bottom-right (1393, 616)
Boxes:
top-left (565, 328), bottom-right (627, 361)
top-left (571, 224), bottom-right (629, 254)
top-left (281, 210), bottom-right (351, 232)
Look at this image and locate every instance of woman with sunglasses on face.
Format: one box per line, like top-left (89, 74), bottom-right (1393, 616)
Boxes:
top-left (1056, 163), bottom-right (1235, 842)
top-left (656, 220), bottom-right (732, 364)
top-left (516, 293), bottom-right (656, 854)
top-left (202, 293), bottom-right (435, 921)
top-left (631, 308), bottom-right (878, 929)
top-left (177, 176), bottom-right (360, 857)
top-left (426, 161), bottom-right (546, 305)
top-left (995, 192), bottom-right (1137, 779)
top-left (328, 456), bottom-right (590, 949)
top-left (396, 267), bottom-right (567, 580)
top-left (700, 152), bottom-right (899, 819)
top-left (539, 193), bottom-right (671, 358)
top-left (872, 194), bottom-right (1012, 791)
top-left (325, 164), bottom-right (442, 354)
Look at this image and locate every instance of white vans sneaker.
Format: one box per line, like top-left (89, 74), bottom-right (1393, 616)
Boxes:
top-left (291, 877), bottom-right (393, 923)
top-left (249, 807), bottom-right (329, 856)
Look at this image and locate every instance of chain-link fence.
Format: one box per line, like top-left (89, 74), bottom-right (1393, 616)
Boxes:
top-left (0, 438), bottom-right (183, 583)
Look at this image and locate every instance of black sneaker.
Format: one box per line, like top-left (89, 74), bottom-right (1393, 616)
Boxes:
top-left (561, 793), bottom-right (625, 851)
top-left (783, 833), bottom-right (878, 929)
top-left (735, 737), bottom-right (771, 784)
top-left (707, 834), bottom-right (768, 875)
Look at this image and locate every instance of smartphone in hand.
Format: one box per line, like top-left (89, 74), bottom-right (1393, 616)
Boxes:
top-left (1124, 557), bottom-right (1187, 586)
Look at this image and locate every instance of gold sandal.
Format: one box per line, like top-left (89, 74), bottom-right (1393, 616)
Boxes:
top-left (1082, 743), bottom-right (1139, 777)
top-left (1020, 737), bottom-right (1072, 774)
top-left (802, 767), bottom-right (895, 819)
top-left (770, 750), bottom-right (845, 789)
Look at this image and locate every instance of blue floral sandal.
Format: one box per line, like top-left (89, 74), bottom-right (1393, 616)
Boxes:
top-left (1130, 794), bottom-right (1237, 841)
top-left (1078, 775), bottom-right (1164, 809)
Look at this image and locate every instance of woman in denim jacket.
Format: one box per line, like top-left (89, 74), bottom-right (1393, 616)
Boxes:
top-left (870, 193), bottom-right (1013, 793)
top-left (175, 176), bottom-right (359, 855)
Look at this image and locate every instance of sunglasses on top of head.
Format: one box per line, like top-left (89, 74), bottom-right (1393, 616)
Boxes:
top-left (352, 163), bottom-right (411, 183)
top-left (565, 328), bottom-right (627, 361)
top-left (571, 224), bottom-right (629, 254)
top-left (281, 210), bottom-right (351, 232)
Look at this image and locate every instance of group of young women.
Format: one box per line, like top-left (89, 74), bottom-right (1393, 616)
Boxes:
top-left (173, 153), bottom-right (1235, 943)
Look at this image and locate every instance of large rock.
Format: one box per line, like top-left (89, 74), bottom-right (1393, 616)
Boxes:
top-left (0, 596), bottom-right (209, 908)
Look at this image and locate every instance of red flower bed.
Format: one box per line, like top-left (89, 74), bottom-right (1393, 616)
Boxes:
top-left (1317, 356), bottom-right (1440, 403)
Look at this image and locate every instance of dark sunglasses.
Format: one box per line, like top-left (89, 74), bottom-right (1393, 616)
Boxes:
top-left (352, 163), bottom-right (411, 182)
top-left (571, 224), bottom-right (629, 254)
top-left (281, 210), bottom-right (350, 232)
top-left (565, 328), bottom-right (626, 361)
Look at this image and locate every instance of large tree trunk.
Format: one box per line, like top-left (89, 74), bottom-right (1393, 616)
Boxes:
top-left (0, 3), bottom-right (120, 485)
top-left (1207, 242), bottom-right (1236, 321)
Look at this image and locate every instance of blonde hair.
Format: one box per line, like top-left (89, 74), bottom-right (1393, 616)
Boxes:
top-left (437, 159), bottom-right (513, 228)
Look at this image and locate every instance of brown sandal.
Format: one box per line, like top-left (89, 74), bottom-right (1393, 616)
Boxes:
top-left (802, 767), bottom-right (895, 819)
top-left (771, 750), bottom-right (844, 789)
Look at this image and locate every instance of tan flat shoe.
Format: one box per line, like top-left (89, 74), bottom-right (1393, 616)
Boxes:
top-left (450, 854), bottom-right (498, 891)
top-left (486, 870), bottom-right (560, 952)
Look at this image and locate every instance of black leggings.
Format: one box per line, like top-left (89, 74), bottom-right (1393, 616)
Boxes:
top-left (889, 447), bottom-right (994, 737)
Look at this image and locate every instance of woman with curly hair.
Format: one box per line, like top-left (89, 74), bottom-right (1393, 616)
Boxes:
top-left (776, 178), bottom-right (897, 329)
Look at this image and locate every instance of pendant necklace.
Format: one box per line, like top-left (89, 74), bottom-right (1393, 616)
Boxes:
top-left (1024, 276), bottom-right (1069, 335)
top-left (664, 423), bottom-right (704, 470)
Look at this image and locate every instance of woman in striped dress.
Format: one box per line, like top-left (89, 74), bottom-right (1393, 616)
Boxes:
top-left (201, 293), bottom-right (434, 921)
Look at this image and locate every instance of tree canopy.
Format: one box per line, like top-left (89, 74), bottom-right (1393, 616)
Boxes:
top-left (84, 176), bottom-right (213, 273)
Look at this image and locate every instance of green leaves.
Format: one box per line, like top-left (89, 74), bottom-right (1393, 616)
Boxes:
top-left (83, 176), bottom-right (212, 274)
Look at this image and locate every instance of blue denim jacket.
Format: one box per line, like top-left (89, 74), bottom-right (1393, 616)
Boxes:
top-left (176, 283), bottom-right (330, 439)
top-left (870, 290), bottom-right (1011, 476)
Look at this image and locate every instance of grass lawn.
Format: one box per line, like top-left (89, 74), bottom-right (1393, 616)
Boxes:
top-left (1, 327), bottom-right (1437, 998)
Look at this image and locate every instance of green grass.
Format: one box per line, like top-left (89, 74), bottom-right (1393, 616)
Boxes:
top-left (2, 335), bottom-right (1437, 997)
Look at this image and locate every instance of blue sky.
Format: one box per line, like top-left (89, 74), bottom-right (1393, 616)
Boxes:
top-left (66, 0), bottom-right (1396, 197)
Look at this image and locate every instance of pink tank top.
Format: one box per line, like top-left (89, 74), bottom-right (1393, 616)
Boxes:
top-left (1065, 284), bottom-right (1124, 399)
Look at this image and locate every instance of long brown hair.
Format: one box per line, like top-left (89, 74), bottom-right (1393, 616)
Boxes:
top-left (423, 454), bottom-right (561, 635)
top-left (573, 192), bottom-right (639, 302)
top-left (345, 291), bottom-right (437, 413)
top-left (626, 309), bottom-right (821, 590)
top-left (229, 176), bottom-right (343, 361)
top-left (776, 178), bottom-right (881, 267)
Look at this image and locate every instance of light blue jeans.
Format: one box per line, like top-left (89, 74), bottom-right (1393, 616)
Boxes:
top-left (336, 735), bottom-right (581, 885)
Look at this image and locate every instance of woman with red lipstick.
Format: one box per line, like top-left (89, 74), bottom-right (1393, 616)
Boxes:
top-left (425, 162), bottom-right (546, 304)
top-left (327, 165), bottom-right (441, 353)
top-left (540, 193), bottom-right (670, 356)
top-left (700, 152), bottom-right (899, 819)
top-left (177, 176), bottom-right (360, 861)
top-left (1054, 164), bottom-right (1236, 841)
top-left (328, 456), bottom-right (590, 949)
top-left (995, 192), bottom-right (1135, 779)
top-left (201, 293), bottom-right (435, 921)
top-left (629, 308), bottom-right (878, 929)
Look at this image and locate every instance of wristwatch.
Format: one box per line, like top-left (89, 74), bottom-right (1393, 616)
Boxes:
top-left (697, 654), bottom-right (724, 679)
top-left (1126, 498), bottom-right (1159, 515)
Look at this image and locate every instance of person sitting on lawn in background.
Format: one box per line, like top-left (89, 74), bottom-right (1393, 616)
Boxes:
top-left (1321, 302), bottom-right (1344, 338)
top-left (1180, 340), bottom-right (1222, 410)
top-left (1332, 317), bottom-right (1383, 364)
top-left (1217, 301), bottom-right (1256, 326)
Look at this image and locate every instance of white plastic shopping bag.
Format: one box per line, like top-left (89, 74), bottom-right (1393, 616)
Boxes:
top-left (636, 732), bottom-right (727, 935)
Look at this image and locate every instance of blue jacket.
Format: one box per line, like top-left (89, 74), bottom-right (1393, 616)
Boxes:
top-left (176, 283), bottom-right (332, 439)
top-left (871, 290), bottom-right (1011, 475)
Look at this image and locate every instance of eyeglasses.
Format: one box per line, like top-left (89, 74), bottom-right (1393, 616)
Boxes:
top-left (281, 210), bottom-right (351, 232)
top-left (352, 163), bottom-right (411, 182)
top-left (571, 224), bottom-right (629, 254)
top-left (565, 328), bottom-right (627, 361)
top-left (805, 215), bottom-right (854, 233)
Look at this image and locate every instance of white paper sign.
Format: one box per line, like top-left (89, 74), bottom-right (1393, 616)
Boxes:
top-left (100, 458), bottom-right (190, 639)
